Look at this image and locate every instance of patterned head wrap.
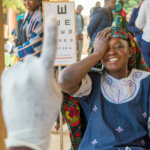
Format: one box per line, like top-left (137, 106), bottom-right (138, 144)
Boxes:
top-left (89, 26), bottom-right (150, 71)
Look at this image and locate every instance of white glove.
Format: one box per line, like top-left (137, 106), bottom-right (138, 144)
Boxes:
top-left (1, 15), bottom-right (62, 150)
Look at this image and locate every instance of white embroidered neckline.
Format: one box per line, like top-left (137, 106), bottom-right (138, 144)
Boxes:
top-left (101, 69), bottom-right (150, 104)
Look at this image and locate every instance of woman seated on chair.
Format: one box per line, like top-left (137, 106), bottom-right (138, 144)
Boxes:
top-left (58, 27), bottom-right (150, 150)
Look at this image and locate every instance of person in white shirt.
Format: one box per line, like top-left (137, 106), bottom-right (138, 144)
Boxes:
top-left (135, 0), bottom-right (150, 67)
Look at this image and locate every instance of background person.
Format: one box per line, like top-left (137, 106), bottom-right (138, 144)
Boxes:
top-left (135, 0), bottom-right (150, 68)
top-left (13, 0), bottom-right (43, 62)
top-left (112, 2), bottom-right (128, 29)
top-left (89, 1), bottom-right (101, 18)
top-left (4, 39), bottom-right (14, 67)
top-left (119, 0), bottom-right (127, 19)
top-left (127, 0), bottom-right (144, 47)
top-left (76, 4), bottom-right (84, 61)
top-left (58, 27), bottom-right (150, 150)
top-left (87, 0), bottom-right (116, 49)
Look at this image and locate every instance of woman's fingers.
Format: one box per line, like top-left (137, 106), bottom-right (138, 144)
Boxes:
top-left (96, 28), bottom-right (111, 39)
top-left (96, 31), bottom-right (102, 39)
top-left (101, 28), bottom-right (111, 38)
top-left (105, 33), bottom-right (111, 41)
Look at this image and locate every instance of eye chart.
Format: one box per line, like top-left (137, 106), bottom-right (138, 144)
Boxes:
top-left (43, 1), bottom-right (77, 66)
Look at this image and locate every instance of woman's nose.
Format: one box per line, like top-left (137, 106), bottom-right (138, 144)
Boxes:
top-left (107, 47), bottom-right (116, 55)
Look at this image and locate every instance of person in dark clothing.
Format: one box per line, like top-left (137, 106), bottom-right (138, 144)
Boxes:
top-left (127, 0), bottom-right (144, 47)
top-left (90, 1), bottom-right (101, 18)
top-left (87, 0), bottom-right (116, 48)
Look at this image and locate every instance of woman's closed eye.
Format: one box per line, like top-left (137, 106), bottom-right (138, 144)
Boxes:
top-left (108, 44), bottom-right (124, 51)
top-left (113, 45), bottom-right (124, 50)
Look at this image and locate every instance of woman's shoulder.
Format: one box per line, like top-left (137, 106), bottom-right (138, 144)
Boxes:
top-left (132, 68), bottom-right (150, 74)
top-left (130, 69), bottom-right (150, 81)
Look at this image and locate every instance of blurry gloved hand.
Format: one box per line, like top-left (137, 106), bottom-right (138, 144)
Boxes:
top-left (1, 15), bottom-right (62, 150)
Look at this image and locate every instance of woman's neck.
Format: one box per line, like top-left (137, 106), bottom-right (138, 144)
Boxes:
top-left (28, 6), bottom-right (40, 15)
top-left (106, 69), bottom-right (130, 79)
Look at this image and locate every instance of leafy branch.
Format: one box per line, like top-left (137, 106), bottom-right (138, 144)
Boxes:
top-left (3, 0), bottom-right (26, 14)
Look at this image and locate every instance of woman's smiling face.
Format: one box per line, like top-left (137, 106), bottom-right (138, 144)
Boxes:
top-left (101, 37), bottom-right (131, 76)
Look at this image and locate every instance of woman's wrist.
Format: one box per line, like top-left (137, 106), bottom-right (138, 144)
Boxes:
top-left (90, 52), bottom-right (102, 62)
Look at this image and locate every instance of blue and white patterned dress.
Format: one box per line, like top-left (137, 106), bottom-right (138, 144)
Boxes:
top-left (14, 7), bottom-right (43, 61)
top-left (73, 69), bottom-right (150, 150)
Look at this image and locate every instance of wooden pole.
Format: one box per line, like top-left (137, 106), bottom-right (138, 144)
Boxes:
top-left (58, 66), bottom-right (63, 150)
top-left (0, 0), bottom-right (6, 149)
top-left (59, 107), bottom-right (63, 150)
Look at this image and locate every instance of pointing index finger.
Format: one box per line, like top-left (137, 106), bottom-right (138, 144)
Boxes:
top-left (40, 15), bottom-right (58, 69)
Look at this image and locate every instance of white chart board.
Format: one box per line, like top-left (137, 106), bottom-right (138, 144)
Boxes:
top-left (43, 1), bottom-right (77, 66)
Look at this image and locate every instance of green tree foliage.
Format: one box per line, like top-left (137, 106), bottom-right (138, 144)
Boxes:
top-left (3, 0), bottom-right (26, 14)
top-left (119, 0), bottom-right (142, 14)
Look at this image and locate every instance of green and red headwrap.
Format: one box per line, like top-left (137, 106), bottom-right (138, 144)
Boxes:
top-left (89, 27), bottom-right (150, 71)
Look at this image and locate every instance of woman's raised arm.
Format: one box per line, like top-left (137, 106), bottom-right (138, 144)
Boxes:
top-left (58, 29), bottom-right (111, 95)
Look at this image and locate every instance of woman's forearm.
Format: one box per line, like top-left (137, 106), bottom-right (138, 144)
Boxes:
top-left (58, 28), bottom-right (111, 95)
top-left (58, 53), bottom-right (101, 94)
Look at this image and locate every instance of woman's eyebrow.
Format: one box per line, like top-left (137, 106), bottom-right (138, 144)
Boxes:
top-left (112, 41), bottom-right (123, 45)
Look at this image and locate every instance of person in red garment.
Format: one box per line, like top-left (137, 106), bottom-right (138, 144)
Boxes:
top-left (119, 0), bottom-right (127, 19)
